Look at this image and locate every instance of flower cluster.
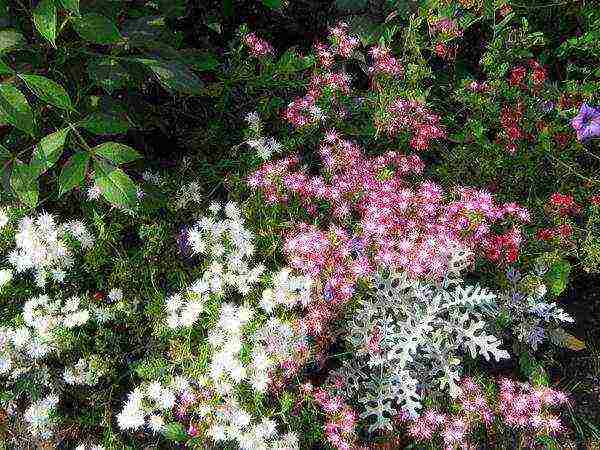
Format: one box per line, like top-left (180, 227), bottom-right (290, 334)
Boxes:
top-left (403, 377), bottom-right (569, 449)
top-left (327, 22), bottom-right (360, 59)
top-left (301, 383), bottom-right (360, 450)
top-left (187, 202), bottom-right (264, 293)
top-left (63, 356), bottom-right (107, 386)
top-left (429, 17), bottom-right (463, 39)
top-left (23, 294), bottom-right (90, 338)
top-left (260, 268), bottom-right (313, 312)
top-left (24, 394), bottom-right (59, 438)
top-left (0, 326), bottom-right (52, 375)
top-left (117, 378), bottom-right (189, 431)
top-left (509, 60), bottom-right (547, 89)
top-left (6, 213), bottom-right (93, 287)
top-left (208, 302), bottom-right (256, 391)
top-left (499, 102), bottom-right (526, 154)
top-left (203, 396), bottom-right (300, 450)
top-left (536, 192), bottom-right (581, 243)
top-left (244, 32), bottom-right (275, 59)
top-left (245, 112), bottom-right (284, 160)
top-left (382, 99), bottom-right (446, 150)
top-left (368, 45), bottom-right (403, 77)
top-left (283, 72), bottom-right (351, 128)
top-left (250, 132), bottom-right (528, 296)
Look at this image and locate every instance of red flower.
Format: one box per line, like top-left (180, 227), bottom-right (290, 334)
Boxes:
top-left (536, 228), bottom-right (555, 241)
top-left (556, 223), bottom-right (573, 239)
top-left (509, 66), bottom-right (527, 87)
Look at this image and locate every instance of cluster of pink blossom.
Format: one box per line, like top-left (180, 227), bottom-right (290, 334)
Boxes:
top-left (368, 45), bottom-right (403, 77)
top-left (382, 99), bottom-right (447, 150)
top-left (430, 17), bottom-right (464, 39)
top-left (283, 72), bottom-right (351, 128)
top-left (401, 378), bottom-right (569, 450)
top-left (328, 22), bottom-right (360, 58)
top-left (250, 131), bottom-right (528, 281)
top-left (300, 383), bottom-right (361, 450)
top-left (498, 378), bottom-right (569, 435)
top-left (244, 32), bottom-right (275, 58)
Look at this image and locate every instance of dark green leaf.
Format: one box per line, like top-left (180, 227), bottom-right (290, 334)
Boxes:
top-left (162, 423), bottom-right (187, 442)
top-left (121, 16), bottom-right (165, 46)
top-left (20, 74), bottom-right (72, 110)
top-left (546, 259), bottom-right (571, 297)
top-left (0, 84), bottom-right (35, 135)
top-left (0, 29), bottom-right (26, 53)
top-left (222, 0), bottom-right (233, 17)
top-left (59, 0), bottom-right (79, 14)
top-left (10, 161), bottom-right (38, 207)
top-left (80, 113), bottom-right (129, 135)
top-left (335, 0), bottom-right (368, 11)
top-left (72, 13), bottom-right (122, 44)
top-left (179, 50), bottom-right (219, 71)
top-left (30, 128), bottom-right (69, 175)
top-left (93, 142), bottom-right (141, 164)
top-left (32, 0), bottom-right (57, 45)
top-left (59, 152), bottom-right (88, 196)
top-left (0, 58), bottom-right (12, 75)
top-left (87, 58), bottom-right (131, 93)
top-left (93, 160), bottom-right (137, 207)
top-left (157, 0), bottom-right (186, 18)
top-left (137, 59), bottom-right (203, 94)
top-left (262, 0), bottom-right (282, 8)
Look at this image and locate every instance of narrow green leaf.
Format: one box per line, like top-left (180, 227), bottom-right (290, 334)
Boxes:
top-left (0, 84), bottom-right (35, 135)
top-left (59, 0), bottom-right (79, 15)
top-left (93, 160), bottom-right (137, 207)
top-left (32, 0), bottom-right (57, 45)
top-left (0, 144), bottom-right (9, 159)
top-left (162, 423), bottom-right (187, 442)
top-left (93, 142), bottom-right (141, 164)
top-left (20, 74), bottom-right (72, 110)
top-left (262, 0), bottom-right (282, 8)
top-left (59, 151), bottom-right (88, 196)
top-left (0, 29), bottom-right (26, 53)
top-left (10, 161), bottom-right (38, 207)
top-left (30, 128), bottom-right (69, 175)
top-left (137, 58), bottom-right (203, 94)
top-left (80, 113), bottom-right (129, 135)
top-left (72, 13), bottom-right (122, 44)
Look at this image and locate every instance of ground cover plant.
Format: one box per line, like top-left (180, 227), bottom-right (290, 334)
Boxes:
top-left (0, 0), bottom-right (599, 449)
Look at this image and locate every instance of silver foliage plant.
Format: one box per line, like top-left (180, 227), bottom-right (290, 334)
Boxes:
top-left (331, 258), bottom-right (510, 433)
top-left (499, 266), bottom-right (574, 351)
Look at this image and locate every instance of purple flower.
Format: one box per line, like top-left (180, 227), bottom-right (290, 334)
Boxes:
top-left (571, 103), bottom-right (600, 142)
top-left (176, 225), bottom-right (194, 261)
top-left (527, 326), bottom-right (545, 350)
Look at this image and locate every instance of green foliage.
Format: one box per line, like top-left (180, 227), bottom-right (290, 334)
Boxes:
top-left (545, 259), bottom-right (571, 297)
top-left (0, 0), bottom-right (218, 209)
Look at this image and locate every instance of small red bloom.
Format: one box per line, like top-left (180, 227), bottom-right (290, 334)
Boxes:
top-left (536, 228), bottom-right (555, 241)
top-left (509, 66), bottom-right (527, 87)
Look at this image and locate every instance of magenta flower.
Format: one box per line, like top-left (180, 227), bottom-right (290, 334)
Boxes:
top-left (571, 103), bottom-right (600, 142)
